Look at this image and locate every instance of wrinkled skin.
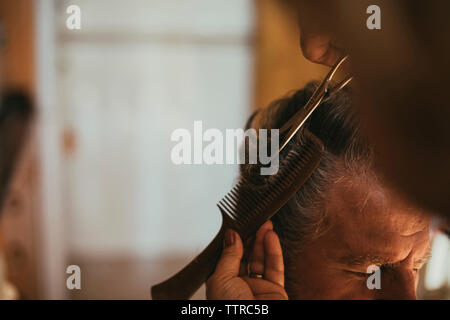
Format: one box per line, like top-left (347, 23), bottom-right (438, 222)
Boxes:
top-left (206, 174), bottom-right (430, 300)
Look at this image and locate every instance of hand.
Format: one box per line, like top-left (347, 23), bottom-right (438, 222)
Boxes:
top-left (206, 221), bottom-right (288, 300)
top-left (295, 0), bottom-right (345, 67)
top-left (300, 30), bottom-right (344, 67)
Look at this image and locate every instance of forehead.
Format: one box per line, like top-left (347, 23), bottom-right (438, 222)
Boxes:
top-left (322, 173), bottom-right (430, 262)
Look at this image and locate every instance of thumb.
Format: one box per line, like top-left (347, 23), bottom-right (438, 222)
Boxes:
top-left (213, 229), bottom-right (244, 279)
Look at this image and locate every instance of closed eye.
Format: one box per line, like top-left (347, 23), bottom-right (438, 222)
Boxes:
top-left (344, 270), bottom-right (372, 278)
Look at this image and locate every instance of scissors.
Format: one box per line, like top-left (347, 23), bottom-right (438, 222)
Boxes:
top-left (278, 55), bottom-right (353, 152)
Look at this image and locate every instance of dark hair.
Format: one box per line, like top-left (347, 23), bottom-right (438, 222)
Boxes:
top-left (241, 81), bottom-right (372, 287)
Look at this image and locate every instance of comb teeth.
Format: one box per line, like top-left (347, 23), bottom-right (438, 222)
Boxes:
top-left (217, 136), bottom-right (324, 235)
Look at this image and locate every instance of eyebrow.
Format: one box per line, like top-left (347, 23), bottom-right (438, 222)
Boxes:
top-left (338, 254), bottom-right (391, 268)
top-left (339, 247), bottom-right (432, 269)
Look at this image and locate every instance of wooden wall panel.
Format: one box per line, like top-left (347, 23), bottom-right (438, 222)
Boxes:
top-left (0, 0), bottom-right (35, 93)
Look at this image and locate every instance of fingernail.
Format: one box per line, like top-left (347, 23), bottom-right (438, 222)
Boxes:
top-left (224, 229), bottom-right (235, 247)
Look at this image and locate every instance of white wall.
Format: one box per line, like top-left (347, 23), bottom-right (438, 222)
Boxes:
top-left (53, 0), bottom-right (254, 258)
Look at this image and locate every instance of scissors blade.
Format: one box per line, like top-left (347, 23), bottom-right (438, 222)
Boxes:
top-left (278, 55), bottom-right (351, 152)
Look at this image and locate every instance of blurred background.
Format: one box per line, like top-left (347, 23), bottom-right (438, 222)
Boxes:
top-left (0, 0), bottom-right (448, 299)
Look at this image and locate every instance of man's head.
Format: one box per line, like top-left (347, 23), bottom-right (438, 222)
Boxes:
top-left (242, 82), bottom-right (431, 299)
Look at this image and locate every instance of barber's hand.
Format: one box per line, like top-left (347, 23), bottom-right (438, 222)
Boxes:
top-left (300, 28), bottom-right (344, 67)
top-left (206, 221), bottom-right (288, 300)
top-left (295, 0), bottom-right (345, 67)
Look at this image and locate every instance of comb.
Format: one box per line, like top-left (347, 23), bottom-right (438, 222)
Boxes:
top-left (151, 131), bottom-right (324, 300)
top-left (151, 56), bottom-right (352, 300)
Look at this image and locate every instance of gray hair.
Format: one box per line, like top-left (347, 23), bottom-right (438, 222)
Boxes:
top-left (241, 81), bottom-right (372, 280)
